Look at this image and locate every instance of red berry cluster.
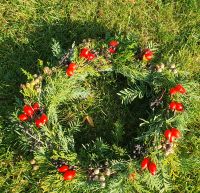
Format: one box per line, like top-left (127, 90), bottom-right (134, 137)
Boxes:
top-left (57, 164), bottom-right (76, 181)
top-left (164, 128), bottom-right (181, 143)
top-left (66, 62), bottom-right (77, 77)
top-left (169, 101), bottom-right (184, 111)
top-left (169, 84), bottom-right (186, 95)
top-left (108, 40), bottom-right (119, 54)
top-left (80, 48), bottom-right (96, 61)
top-left (142, 48), bottom-right (153, 61)
top-left (18, 103), bottom-right (48, 128)
top-left (141, 157), bottom-right (157, 175)
top-left (169, 84), bottom-right (186, 112)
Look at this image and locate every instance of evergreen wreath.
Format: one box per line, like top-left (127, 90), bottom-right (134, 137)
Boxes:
top-left (12, 34), bottom-right (190, 192)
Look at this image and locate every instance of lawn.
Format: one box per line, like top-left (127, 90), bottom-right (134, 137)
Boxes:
top-left (0, 0), bottom-right (199, 192)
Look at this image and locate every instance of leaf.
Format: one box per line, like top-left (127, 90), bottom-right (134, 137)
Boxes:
top-left (84, 115), bottom-right (95, 127)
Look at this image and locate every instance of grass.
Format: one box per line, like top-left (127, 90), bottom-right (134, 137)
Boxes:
top-left (0, 0), bottom-right (200, 192)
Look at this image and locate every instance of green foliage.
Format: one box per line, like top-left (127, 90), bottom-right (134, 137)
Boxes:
top-left (0, 0), bottom-right (199, 192)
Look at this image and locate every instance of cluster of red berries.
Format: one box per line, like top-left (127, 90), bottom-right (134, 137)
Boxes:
top-left (66, 63), bottom-right (77, 77)
top-left (18, 103), bottom-right (48, 128)
top-left (169, 84), bottom-right (186, 112)
top-left (169, 84), bottom-right (186, 95)
top-left (57, 164), bottom-right (76, 181)
top-left (108, 40), bottom-right (119, 54)
top-left (80, 48), bottom-right (96, 61)
top-left (164, 128), bottom-right (181, 143)
top-left (141, 157), bottom-right (157, 175)
top-left (142, 48), bottom-right (153, 61)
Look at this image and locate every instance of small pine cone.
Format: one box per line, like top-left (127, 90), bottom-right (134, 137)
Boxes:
top-left (160, 63), bottom-right (165, 69)
top-left (92, 175), bottom-right (99, 181)
top-left (30, 159), bottom-right (36, 165)
top-left (33, 164), bottom-right (39, 171)
top-left (99, 175), bottom-right (106, 182)
top-left (104, 168), bottom-right (111, 176)
top-left (170, 64), bottom-right (176, 69)
top-left (93, 168), bottom-right (100, 175)
top-left (100, 182), bottom-right (106, 188)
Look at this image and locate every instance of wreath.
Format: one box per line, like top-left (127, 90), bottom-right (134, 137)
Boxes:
top-left (13, 35), bottom-right (189, 192)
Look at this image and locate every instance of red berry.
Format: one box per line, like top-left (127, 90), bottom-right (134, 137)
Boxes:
top-left (175, 84), bottom-right (186, 94)
top-left (23, 105), bottom-right (34, 117)
top-left (108, 47), bottom-right (116, 54)
top-left (171, 128), bottom-right (181, 139)
top-left (164, 129), bottom-right (172, 140)
top-left (66, 68), bottom-right (74, 77)
top-left (18, 114), bottom-right (28, 121)
top-left (63, 170), bottom-right (76, 180)
top-left (169, 135), bottom-right (175, 143)
top-left (68, 63), bottom-right (77, 71)
top-left (35, 119), bottom-right (43, 128)
top-left (148, 162), bottom-right (157, 175)
top-left (40, 113), bottom-right (48, 124)
top-left (32, 103), bottom-right (40, 112)
top-left (143, 49), bottom-right (153, 61)
top-left (141, 157), bottom-right (150, 170)
top-left (87, 53), bottom-right (96, 61)
top-left (57, 165), bottom-right (69, 173)
top-left (169, 101), bottom-right (177, 110)
top-left (175, 102), bottom-right (184, 111)
top-left (109, 40), bottom-right (119, 47)
top-left (80, 48), bottom-right (90, 58)
top-left (169, 88), bottom-right (177, 95)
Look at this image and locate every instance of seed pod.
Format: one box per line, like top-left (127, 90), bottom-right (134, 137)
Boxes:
top-left (30, 159), bottom-right (36, 165)
top-left (34, 78), bottom-right (40, 84)
top-left (100, 182), bottom-right (106, 188)
top-left (20, 84), bottom-right (26, 89)
top-left (160, 63), bottom-right (165, 69)
top-left (33, 164), bottom-right (39, 171)
top-left (104, 168), bottom-right (111, 176)
top-left (99, 175), bottom-right (106, 182)
top-left (26, 83), bottom-right (30, 88)
top-left (38, 75), bottom-right (43, 81)
top-left (33, 74), bottom-right (38, 78)
top-left (94, 168), bottom-right (100, 175)
top-left (170, 64), bottom-right (176, 69)
top-left (173, 69), bottom-right (178, 74)
top-left (92, 175), bottom-right (99, 181)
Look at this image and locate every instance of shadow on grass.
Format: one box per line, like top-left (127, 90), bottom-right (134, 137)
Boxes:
top-left (0, 18), bottom-right (114, 151)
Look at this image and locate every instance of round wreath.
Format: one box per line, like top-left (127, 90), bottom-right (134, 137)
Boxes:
top-left (14, 35), bottom-right (189, 192)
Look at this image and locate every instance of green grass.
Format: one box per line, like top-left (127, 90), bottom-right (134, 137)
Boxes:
top-left (0, 0), bottom-right (200, 192)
